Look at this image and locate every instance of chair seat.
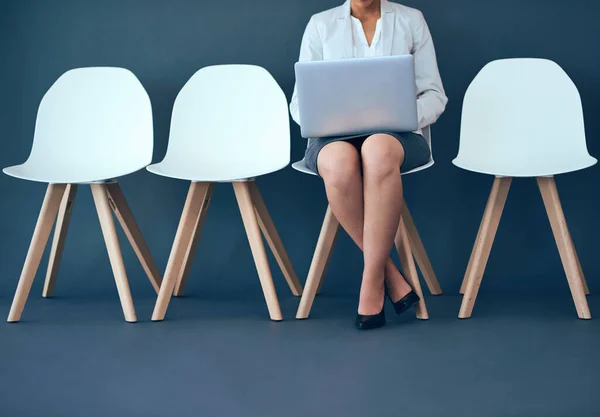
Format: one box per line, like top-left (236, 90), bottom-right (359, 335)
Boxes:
top-left (291, 158), bottom-right (435, 176)
top-left (291, 159), bottom-right (318, 176)
top-left (452, 155), bottom-right (597, 177)
top-left (147, 160), bottom-right (289, 182)
top-left (3, 162), bottom-right (142, 184)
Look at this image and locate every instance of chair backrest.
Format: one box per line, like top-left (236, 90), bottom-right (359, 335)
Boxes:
top-left (454, 58), bottom-right (595, 176)
top-left (25, 67), bottom-right (153, 181)
top-left (162, 65), bottom-right (290, 179)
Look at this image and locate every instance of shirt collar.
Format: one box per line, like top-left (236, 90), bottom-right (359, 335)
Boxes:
top-left (339, 0), bottom-right (392, 18)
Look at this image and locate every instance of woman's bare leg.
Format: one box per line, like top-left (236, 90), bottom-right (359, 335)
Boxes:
top-left (360, 134), bottom-right (411, 314)
top-left (318, 139), bottom-right (411, 316)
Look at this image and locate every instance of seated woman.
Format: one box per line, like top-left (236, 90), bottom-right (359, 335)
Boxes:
top-left (290, 0), bottom-right (447, 329)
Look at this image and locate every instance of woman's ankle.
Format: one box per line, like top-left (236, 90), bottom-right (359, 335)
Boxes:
top-left (384, 267), bottom-right (412, 301)
top-left (358, 275), bottom-right (385, 315)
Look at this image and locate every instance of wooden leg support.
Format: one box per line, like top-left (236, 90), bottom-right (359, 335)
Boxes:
top-left (248, 181), bottom-right (303, 297)
top-left (316, 230), bottom-right (338, 296)
top-left (152, 182), bottom-right (210, 321)
top-left (8, 184), bottom-right (67, 322)
top-left (460, 207), bottom-right (489, 296)
top-left (296, 206), bottom-right (340, 319)
top-left (460, 223), bottom-right (484, 295)
top-left (569, 235), bottom-right (590, 295)
top-left (459, 177), bottom-right (511, 319)
top-left (233, 182), bottom-right (282, 321)
top-left (395, 216), bottom-right (429, 320)
top-left (402, 205), bottom-right (442, 296)
top-left (105, 182), bottom-right (163, 294)
top-left (172, 183), bottom-right (214, 297)
top-left (43, 184), bottom-right (78, 298)
top-left (91, 184), bottom-right (137, 322)
top-left (537, 176), bottom-right (591, 319)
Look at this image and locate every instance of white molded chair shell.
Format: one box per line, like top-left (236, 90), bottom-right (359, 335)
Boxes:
top-left (147, 65), bottom-right (290, 182)
top-left (292, 125), bottom-right (434, 176)
top-left (3, 67), bottom-right (153, 184)
top-left (453, 58), bottom-right (596, 177)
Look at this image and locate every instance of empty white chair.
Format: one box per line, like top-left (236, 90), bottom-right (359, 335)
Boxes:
top-left (148, 65), bottom-right (302, 322)
top-left (3, 67), bottom-right (162, 323)
top-left (454, 58), bottom-right (596, 319)
top-left (294, 126), bottom-right (443, 320)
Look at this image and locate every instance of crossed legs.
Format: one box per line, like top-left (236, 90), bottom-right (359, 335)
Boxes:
top-left (317, 134), bottom-right (412, 315)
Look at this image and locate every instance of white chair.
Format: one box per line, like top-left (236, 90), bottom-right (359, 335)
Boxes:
top-left (148, 65), bottom-right (303, 322)
top-left (294, 126), bottom-right (443, 320)
top-left (454, 58), bottom-right (596, 319)
top-left (3, 67), bottom-right (162, 323)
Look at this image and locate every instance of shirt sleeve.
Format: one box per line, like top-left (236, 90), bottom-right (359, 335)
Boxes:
top-left (289, 16), bottom-right (323, 126)
top-left (412, 12), bottom-right (448, 129)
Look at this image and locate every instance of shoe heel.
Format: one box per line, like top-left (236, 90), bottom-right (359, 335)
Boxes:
top-left (390, 291), bottom-right (420, 316)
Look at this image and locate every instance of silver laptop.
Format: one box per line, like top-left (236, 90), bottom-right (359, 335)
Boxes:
top-left (295, 55), bottom-right (418, 138)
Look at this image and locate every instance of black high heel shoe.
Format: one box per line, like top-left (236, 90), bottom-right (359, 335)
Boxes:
top-left (388, 290), bottom-right (420, 315)
top-left (355, 307), bottom-right (386, 330)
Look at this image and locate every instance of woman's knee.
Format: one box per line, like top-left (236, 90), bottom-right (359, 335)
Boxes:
top-left (361, 134), bottom-right (405, 177)
top-left (317, 142), bottom-right (361, 189)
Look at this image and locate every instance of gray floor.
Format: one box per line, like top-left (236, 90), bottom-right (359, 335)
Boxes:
top-left (1, 292), bottom-right (599, 417)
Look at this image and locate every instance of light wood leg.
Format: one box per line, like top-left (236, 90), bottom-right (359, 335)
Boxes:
top-left (173, 183), bottom-right (215, 296)
top-left (402, 204), bottom-right (442, 296)
top-left (395, 216), bottom-right (428, 319)
top-left (152, 182), bottom-right (208, 321)
top-left (459, 177), bottom-right (512, 319)
top-left (8, 184), bottom-right (67, 322)
top-left (459, 275), bottom-right (468, 295)
top-left (316, 231), bottom-right (338, 295)
top-left (233, 182), bottom-right (282, 321)
top-left (90, 184), bottom-right (136, 323)
top-left (42, 184), bottom-right (78, 298)
top-left (579, 262), bottom-right (590, 295)
top-left (570, 237), bottom-right (590, 295)
top-left (460, 223), bottom-right (484, 295)
top-left (296, 206), bottom-right (340, 319)
top-left (537, 176), bottom-right (591, 319)
top-left (248, 181), bottom-right (303, 297)
top-left (105, 182), bottom-right (162, 294)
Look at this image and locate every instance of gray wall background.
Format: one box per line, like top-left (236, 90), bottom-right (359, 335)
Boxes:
top-left (0, 0), bottom-right (599, 305)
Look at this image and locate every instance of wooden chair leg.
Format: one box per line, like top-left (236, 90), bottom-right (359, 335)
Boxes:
top-left (105, 182), bottom-right (162, 294)
top-left (43, 184), bottom-right (78, 298)
top-left (90, 184), bottom-right (136, 323)
top-left (152, 182), bottom-right (209, 321)
top-left (316, 231), bottom-right (338, 295)
top-left (459, 223), bottom-right (484, 295)
top-left (459, 196), bottom-right (495, 295)
top-left (8, 184), bottom-right (67, 322)
top-left (459, 177), bottom-right (511, 319)
top-left (296, 205), bottom-right (340, 319)
top-left (173, 183), bottom-right (215, 296)
top-left (459, 275), bottom-right (469, 295)
top-left (579, 262), bottom-right (590, 295)
top-left (537, 176), bottom-right (591, 319)
top-left (233, 182), bottom-right (282, 321)
top-left (402, 204), bottom-right (442, 295)
top-left (395, 216), bottom-right (429, 319)
top-left (570, 236), bottom-right (590, 295)
top-left (248, 181), bottom-right (303, 297)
